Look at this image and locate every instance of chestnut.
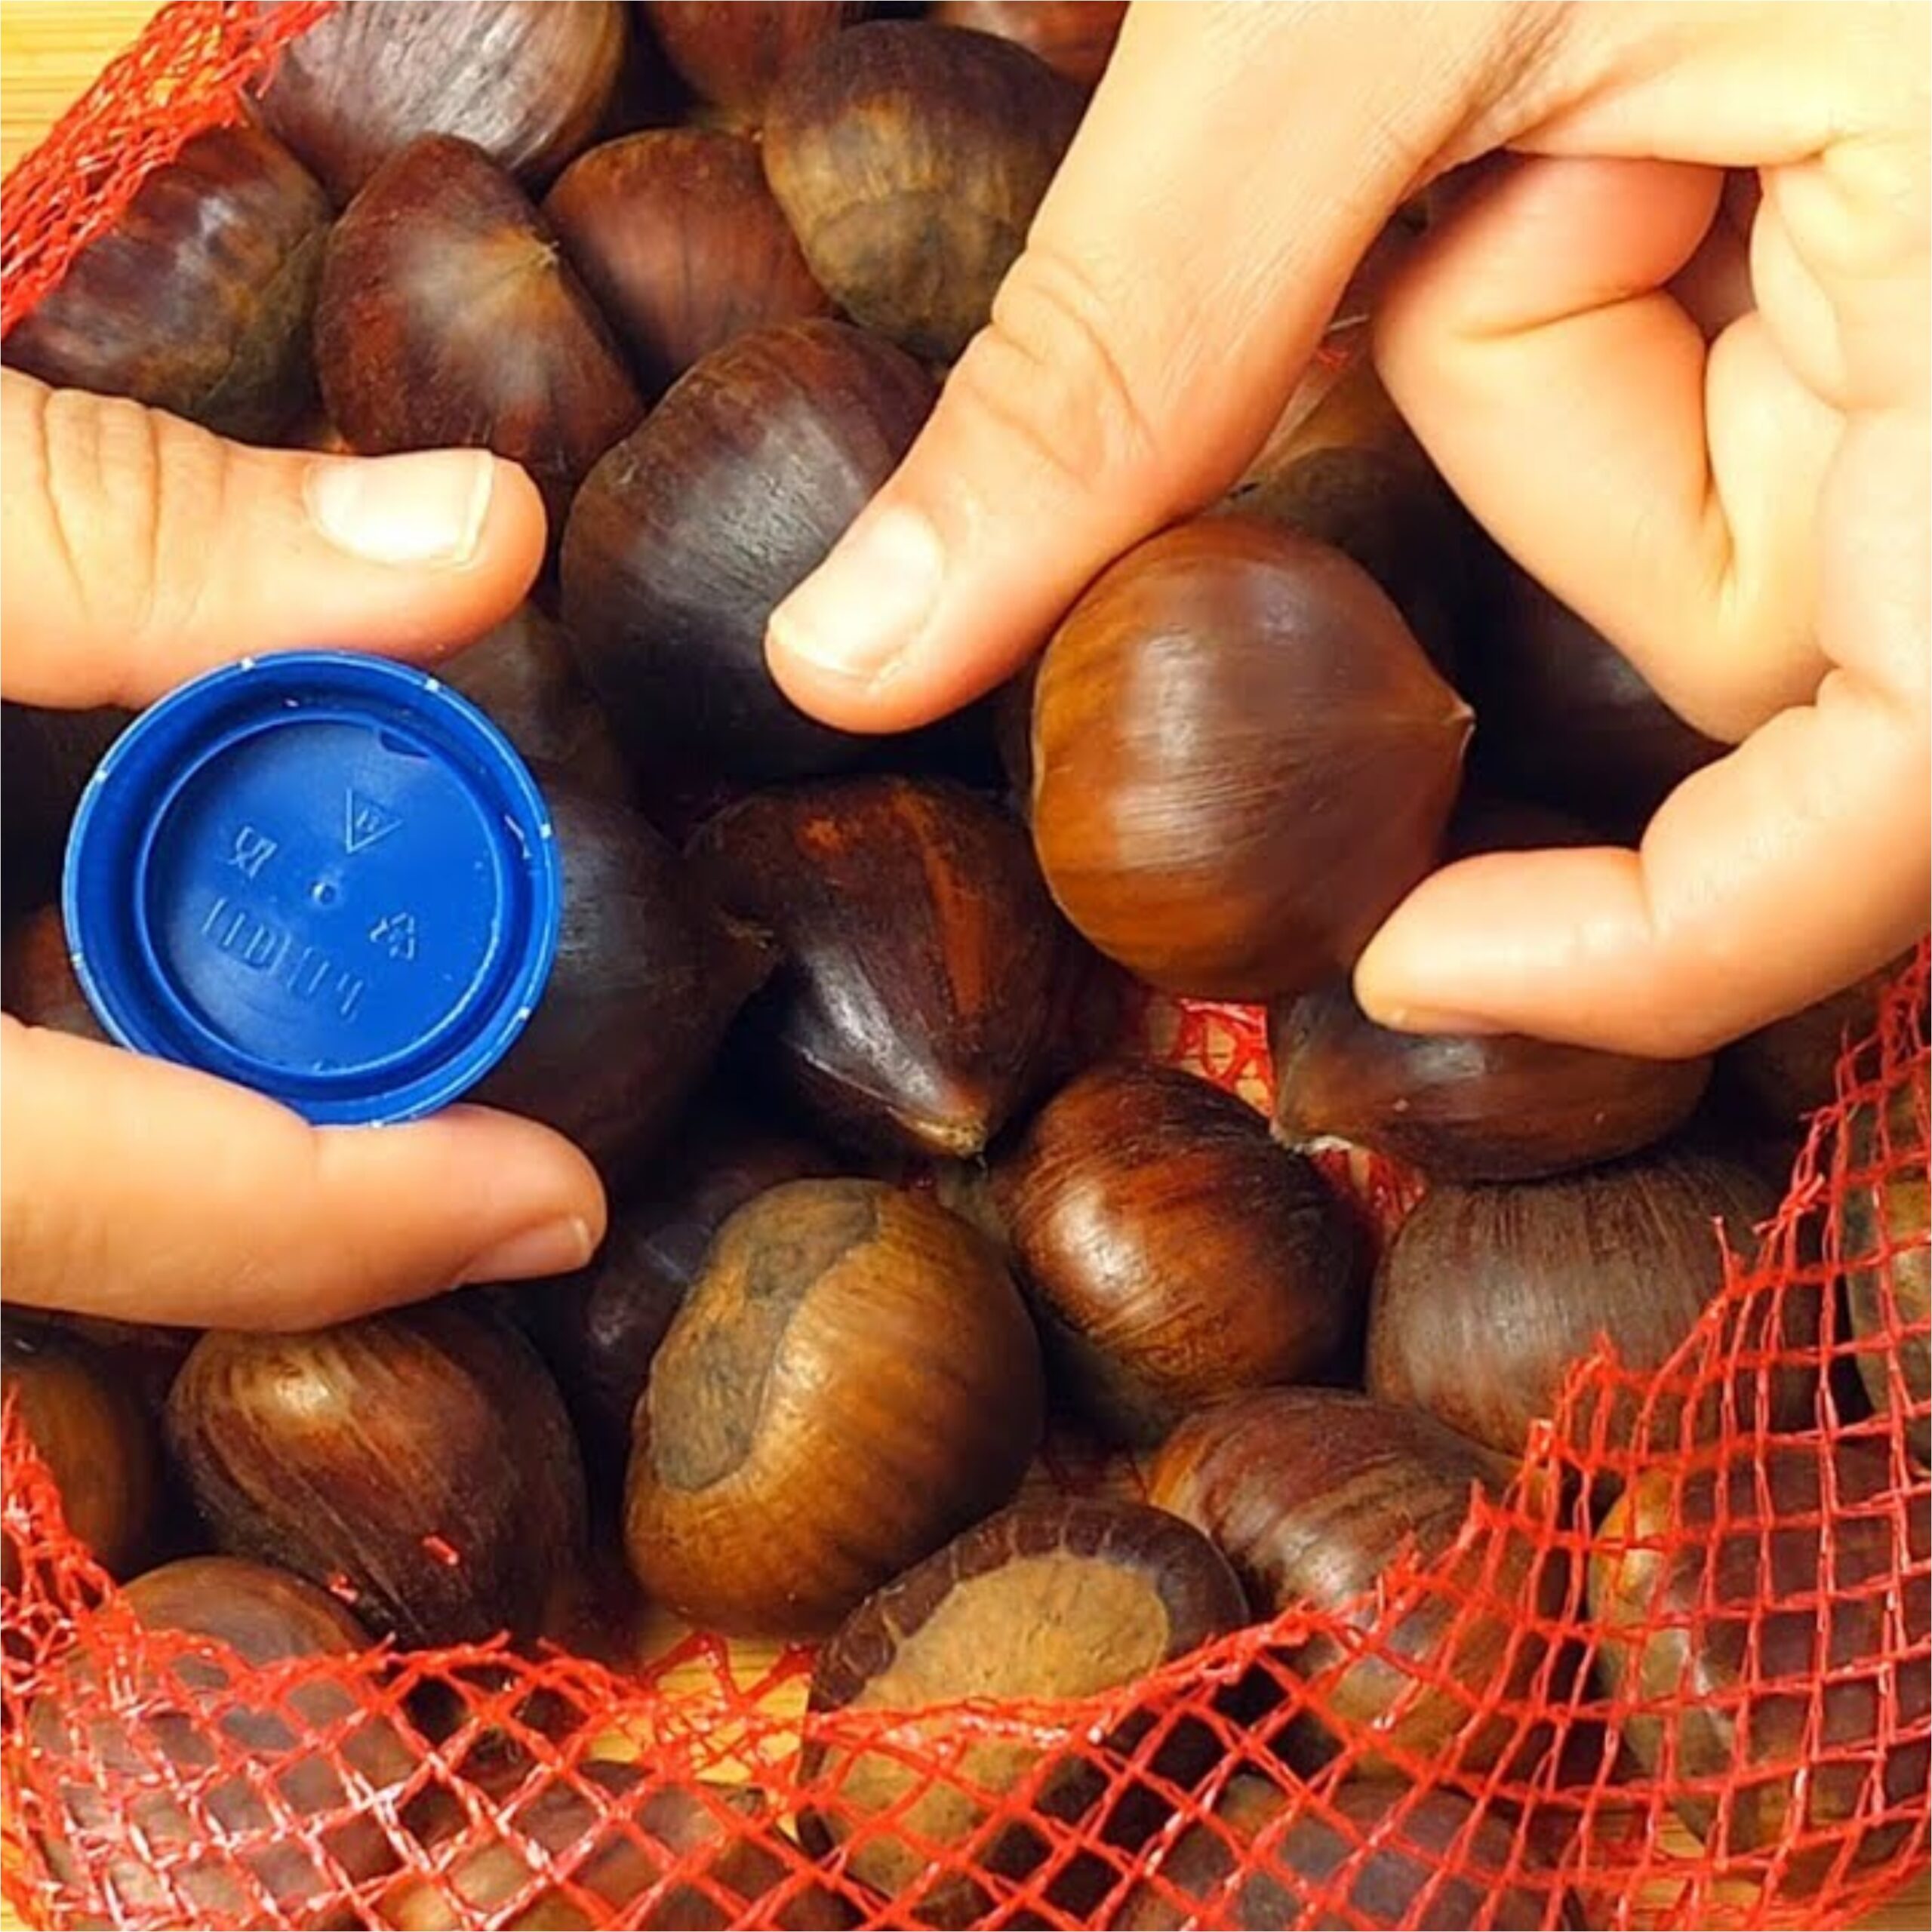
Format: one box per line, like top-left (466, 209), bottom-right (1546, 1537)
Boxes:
top-left (801, 1497), bottom-right (1246, 1927)
top-left (29, 1555), bottom-right (416, 1927)
top-left (2, 1329), bottom-right (159, 1585)
top-left (688, 774), bottom-right (1072, 1157)
top-left (2, 905), bottom-right (107, 1045)
top-left (1149, 1387), bottom-right (1561, 1773)
top-left (5, 125), bottom-right (329, 441)
top-left (1030, 516), bottom-right (1472, 999)
top-left (381, 1761), bottom-right (851, 1930)
top-left (1, 701), bottom-right (131, 931)
top-left (1109, 1777), bottom-right (1559, 1931)
top-left (1840, 1084), bottom-right (1930, 1463)
top-left (545, 130), bottom-right (832, 395)
top-left (1589, 1440), bottom-right (1929, 1890)
top-left (763, 21), bottom-right (1086, 360)
top-left (315, 134), bottom-right (643, 529)
top-left (474, 773), bottom-right (777, 1184)
top-left (561, 319), bottom-right (934, 783)
top-left (641, 2), bottom-right (861, 122)
top-left (253, 0), bottom-right (629, 204)
top-left (8, 1309), bottom-right (196, 1424)
top-left (1367, 1145), bottom-right (1801, 1461)
top-left (165, 1303), bottom-right (588, 1648)
top-left (1721, 957), bottom-right (1908, 1134)
top-left (929, 2), bottom-right (1127, 88)
top-left (991, 1060), bottom-right (1361, 1445)
top-left (623, 1179), bottom-right (1044, 1637)
top-left (1269, 978), bottom-right (1713, 1183)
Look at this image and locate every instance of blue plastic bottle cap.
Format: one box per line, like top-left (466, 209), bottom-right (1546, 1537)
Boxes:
top-left (61, 651), bottom-right (563, 1127)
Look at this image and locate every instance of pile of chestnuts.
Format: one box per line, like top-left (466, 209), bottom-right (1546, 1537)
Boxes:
top-left (4, 5), bottom-right (1926, 1927)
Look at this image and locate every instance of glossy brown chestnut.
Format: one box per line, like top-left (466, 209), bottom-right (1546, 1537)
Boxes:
top-left (1269, 979), bottom-right (1712, 1183)
top-left (1149, 1388), bottom-right (1561, 1773)
top-left (1, 701), bottom-right (131, 930)
top-left (1, 905), bottom-right (107, 1044)
top-left (1109, 1777), bottom-right (1559, 1931)
top-left (546, 130), bottom-right (831, 394)
top-left (315, 135), bottom-right (642, 528)
top-left (561, 319), bottom-right (934, 782)
top-left (8, 1309), bottom-right (196, 1424)
top-left (253, 0), bottom-right (628, 203)
top-left (641, 2), bottom-right (861, 120)
top-left (1367, 1146), bottom-right (1798, 1460)
top-left (688, 775), bottom-right (1071, 1156)
top-left (2, 1330), bottom-right (158, 1584)
top-left (29, 1555), bottom-right (416, 1927)
top-left (1031, 516), bottom-right (1472, 1000)
top-left (929, 2), bottom-right (1126, 87)
top-left (1721, 958), bottom-right (1909, 1133)
top-left (475, 774), bottom-right (777, 1183)
top-left (165, 1304), bottom-right (587, 1647)
top-left (624, 1179), bottom-right (1044, 1637)
top-left (443, 605), bottom-right (633, 806)
top-left (1589, 1440), bottom-right (1930, 1890)
top-left (1840, 1084), bottom-right (1930, 1462)
top-left (992, 1061), bottom-right (1360, 1445)
top-left (1467, 566), bottom-right (1724, 840)
top-left (801, 1497), bottom-right (1246, 1927)
top-left (763, 21), bottom-right (1085, 359)
top-left (5, 125), bottom-right (329, 441)
top-left (381, 1761), bottom-right (851, 1930)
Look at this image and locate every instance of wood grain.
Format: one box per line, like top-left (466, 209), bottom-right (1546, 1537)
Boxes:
top-left (0, 6), bottom-right (1924, 1930)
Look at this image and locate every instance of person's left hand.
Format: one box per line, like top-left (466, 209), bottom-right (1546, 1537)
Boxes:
top-left (1, 371), bottom-right (608, 1329)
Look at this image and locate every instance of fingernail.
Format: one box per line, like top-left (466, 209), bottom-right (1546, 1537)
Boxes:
top-left (306, 450), bottom-right (497, 567)
top-left (768, 504), bottom-right (943, 684)
top-left (461, 1215), bottom-right (595, 1285)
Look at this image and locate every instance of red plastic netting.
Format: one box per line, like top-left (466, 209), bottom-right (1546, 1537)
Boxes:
top-left (2, 8), bottom-right (1928, 1930)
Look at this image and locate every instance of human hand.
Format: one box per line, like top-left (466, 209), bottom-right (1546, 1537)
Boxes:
top-left (0, 371), bottom-right (607, 1327)
top-left (765, 1), bottom-right (1930, 1055)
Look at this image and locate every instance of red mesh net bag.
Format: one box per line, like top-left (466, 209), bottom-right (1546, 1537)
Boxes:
top-left (3, 8), bottom-right (1928, 1930)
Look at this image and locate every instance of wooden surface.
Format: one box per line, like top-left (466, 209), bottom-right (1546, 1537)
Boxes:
top-left (0, 6), bottom-right (1926, 1930)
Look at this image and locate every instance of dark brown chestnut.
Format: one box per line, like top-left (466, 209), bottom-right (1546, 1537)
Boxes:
top-left (165, 1304), bottom-right (587, 1648)
top-left (1269, 979), bottom-right (1713, 1183)
top-left (253, 0), bottom-right (629, 204)
top-left (29, 1555), bottom-right (416, 1927)
top-left (1721, 958), bottom-right (1907, 1133)
top-left (763, 21), bottom-right (1085, 360)
top-left (1149, 1387), bottom-right (1561, 1773)
top-left (1589, 1440), bottom-right (1929, 1890)
top-left (560, 319), bottom-right (934, 783)
top-left (5, 125), bottom-right (329, 441)
top-left (315, 134), bottom-right (643, 529)
top-left (443, 605), bottom-right (634, 806)
top-left (688, 774), bottom-right (1071, 1156)
top-left (624, 1179), bottom-right (1044, 1637)
top-left (929, 2), bottom-right (1127, 88)
top-left (8, 1309), bottom-right (196, 1424)
top-left (641, 2), bottom-right (862, 122)
top-left (1840, 1084), bottom-right (1930, 1463)
top-left (474, 774), bottom-right (777, 1183)
top-left (1367, 1145), bottom-right (1799, 1460)
top-left (991, 1061), bottom-right (1360, 1445)
top-left (1031, 516), bottom-right (1472, 999)
top-left (2, 1330), bottom-right (159, 1584)
top-left (1467, 566), bottom-right (1724, 841)
top-left (380, 1760), bottom-right (851, 1930)
top-left (801, 1497), bottom-right (1246, 1927)
top-left (545, 130), bottom-right (832, 395)
top-left (2, 904), bottom-right (107, 1044)
top-left (1, 701), bottom-right (131, 931)
top-left (1109, 1777), bottom-right (1559, 1931)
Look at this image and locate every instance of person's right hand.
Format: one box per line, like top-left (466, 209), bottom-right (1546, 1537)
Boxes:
top-left (767, 1), bottom-right (1930, 1057)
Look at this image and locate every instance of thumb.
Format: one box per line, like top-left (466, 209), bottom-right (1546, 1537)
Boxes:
top-left (764, 1), bottom-right (1548, 732)
top-left (1, 371), bottom-right (549, 709)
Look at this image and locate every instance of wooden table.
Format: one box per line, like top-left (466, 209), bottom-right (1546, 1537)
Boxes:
top-left (1, 5), bottom-right (1925, 1928)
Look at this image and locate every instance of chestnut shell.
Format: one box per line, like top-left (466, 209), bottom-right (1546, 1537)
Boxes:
top-left (762, 20), bottom-right (1085, 360)
top-left (688, 774), bottom-right (1071, 1156)
top-left (315, 134), bottom-right (642, 530)
top-left (165, 1304), bottom-right (588, 1648)
top-left (254, 0), bottom-right (629, 204)
top-left (561, 319), bottom-right (935, 783)
top-left (929, 2), bottom-right (1127, 88)
top-left (992, 1060), bottom-right (1361, 1445)
top-left (1031, 516), bottom-right (1472, 999)
top-left (5, 125), bottom-right (330, 442)
top-left (641, 2), bottom-right (863, 120)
